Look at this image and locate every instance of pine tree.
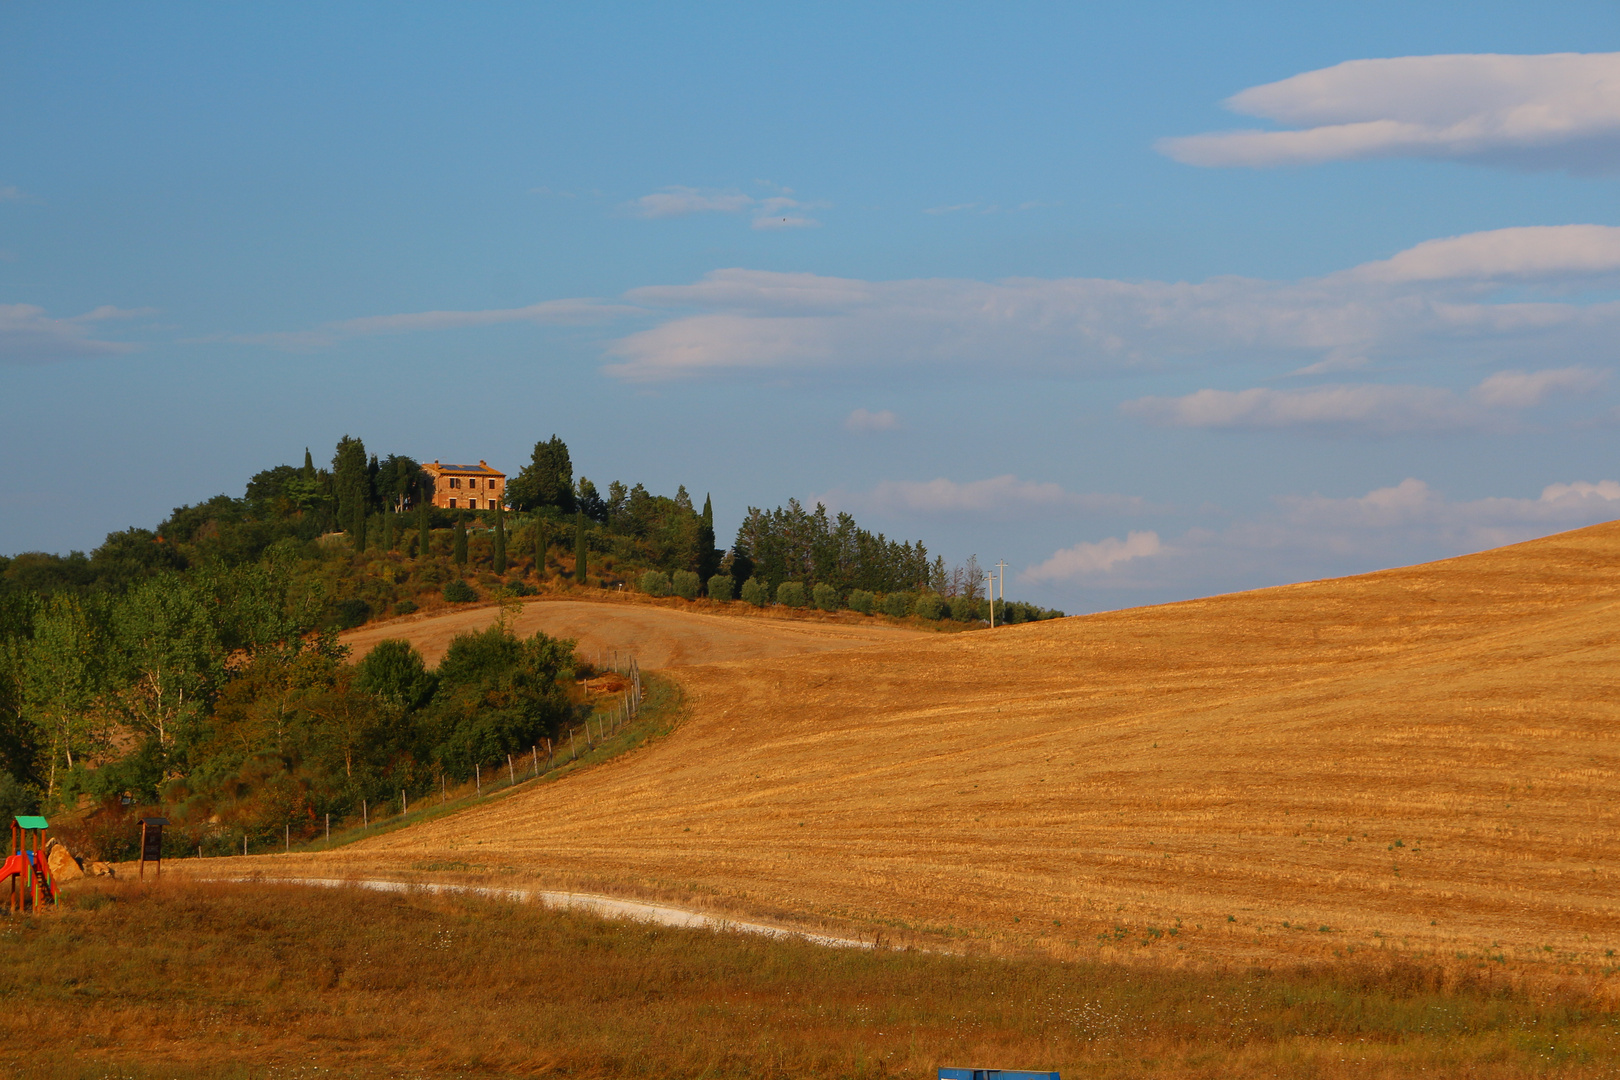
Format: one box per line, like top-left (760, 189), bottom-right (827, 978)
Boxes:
top-left (492, 501), bottom-right (507, 575)
top-left (453, 515), bottom-right (468, 566)
top-left (417, 504), bottom-right (431, 560)
top-left (573, 510), bottom-right (587, 585)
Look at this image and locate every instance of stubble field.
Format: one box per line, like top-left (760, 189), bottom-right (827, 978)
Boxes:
top-left (239, 521), bottom-right (1620, 986)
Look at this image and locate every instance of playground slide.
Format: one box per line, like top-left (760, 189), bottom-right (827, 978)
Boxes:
top-left (0, 849), bottom-right (55, 901)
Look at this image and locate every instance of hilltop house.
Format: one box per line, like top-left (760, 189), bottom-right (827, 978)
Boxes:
top-left (422, 460), bottom-right (506, 510)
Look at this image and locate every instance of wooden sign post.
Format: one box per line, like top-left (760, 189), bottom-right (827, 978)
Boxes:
top-left (139, 817), bottom-right (169, 880)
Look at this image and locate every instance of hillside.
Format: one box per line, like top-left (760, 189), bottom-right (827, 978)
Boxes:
top-left (340, 596), bottom-right (933, 668)
top-left (219, 522), bottom-right (1620, 975)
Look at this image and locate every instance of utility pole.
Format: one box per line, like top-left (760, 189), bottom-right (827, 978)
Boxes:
top-left (995, 560), bottom-right (1008, 623)
top-left (986, 571), bottom-right (996, 628)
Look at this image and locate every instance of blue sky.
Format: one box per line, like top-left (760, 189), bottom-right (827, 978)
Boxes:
top-left (4, 2), bottom-right (1620, 610)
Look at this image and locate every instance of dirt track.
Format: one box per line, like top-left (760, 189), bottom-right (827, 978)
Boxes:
top-left (341, 598), bottom-right (931, 668)
top-left (248, 524), bottom-right (1620, 975)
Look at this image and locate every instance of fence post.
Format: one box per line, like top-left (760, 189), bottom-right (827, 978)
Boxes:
top-left (569, 728), bottom-right (576, 761)
top-left (476, 763), bottom-right (481, 794)
top-left (363, 799), bottom-right (368, 830)
top-left (508, 754), bottom-right (515, 785)
top-left (546, 737), bottom-right (553, 770)
top-left (243, 834), bottom-right (247, 857)
top-left (285, 824), bottom-right (289, 853)
top-left (326, 813), bottom-right (330, 842)
top-left (402, 789), bottom-right (407, 816)
top-left (532, 745), bottom-right (539, 777)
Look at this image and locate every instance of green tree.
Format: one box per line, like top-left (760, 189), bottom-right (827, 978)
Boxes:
top-left (532, 520), bottom-right (547, 578)
top-left (454, 516), bottom-right (468, 567)
top-left (639, 570), bottom-right (671, 597)
top-left (492, 502), bottom-right (507, 575)
top-left (671, 570), bottom-right (700, 600)
top-left (418, 503), bottom-right (431, 560)
top-left (697, 494), bottom-right (720, 581)
top-left (573, 510), bottom-right (587, 584)
top-left (331, 436), bottom-right (370, 537)
top-left (776, 581), bottom-right (806, 608)
top-left (106, 576), bottom-right (224, 775)
top-left (302, 447), bottom-right (315, 479)
top-left (707, 574), bottom-right (734, 602)
top-left (20, 594), bottom-right (105, 796)
top-left (507, 436), bottom-right (574, 512)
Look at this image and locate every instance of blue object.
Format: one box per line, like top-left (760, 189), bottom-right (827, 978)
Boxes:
top-left (939, 1071), bottom-right (1059, 1080)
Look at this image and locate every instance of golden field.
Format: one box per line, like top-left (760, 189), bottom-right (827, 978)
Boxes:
top-left (205, 522), bottom-right (1620, 983)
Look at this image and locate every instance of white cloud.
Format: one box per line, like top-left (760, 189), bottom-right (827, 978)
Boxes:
top-left (0, 303), bottom-right (139, 364)
top-left (626, 186), bottom-right (823, 229)
top-left (844, 408), bottom-right (899, 432)
top-left (1022, 531), bottom-right (1165, 584)
top-left (600, 226), bottom-right (1620, 381)
top-left (1159, 52), bottom-right (1620, 174)
top-left (0, 186), bottom-right (25, 202)
top-left (1121, 367), bottom-right (1605, 434)
top-left (1348, 226), bottom-right (1620, 284)
top-left (819, 475), bottom-right (1156, 516)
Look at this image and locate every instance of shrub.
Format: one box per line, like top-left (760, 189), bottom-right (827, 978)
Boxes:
top-left (334, 598), bottom-right (372, 629)
top-left (912, 592), bottom-right (943, 620)
top-left (776, 581), bottom-right (806, 608)
top-left (951, 597), bottom-right (984, 623)
top-left (847, 589), bottom-right (875, 615)
top-left (707, 574), bottom-right (734, 601)
top-left (739, 576), bottom-right (768, 606)
top-left (443, 579), bottom-right (477, 603)
top-left (671, 569), bottom-right (701, 600)
top-left (504, 579), bottom-right (537, 597)
top-left (881, 592), bottom-right (911, 618)
top-left (639, 570), bottom-right (672, 597)
top-left (393, 599), bottom-right (419, 616)
top-left (811, 582), bottom-right (840, 612)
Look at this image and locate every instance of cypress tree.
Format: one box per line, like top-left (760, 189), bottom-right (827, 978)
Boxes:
top-left (302, 447), bottom-right (315, 479)
top-left (417, 503), bottom-right (431, 559)
top-left (533, 519), bottom-right (547, 578)
top-left (382, 512), bottom-right (395, 552)
top-left (492, 501), bottom-right (507, 575)
top-left (573, 510), bottom-right (587, 585)
top-left (454, 515), bottom-right (468, 566)
top-left (354, 507), bottom-right (367, 552)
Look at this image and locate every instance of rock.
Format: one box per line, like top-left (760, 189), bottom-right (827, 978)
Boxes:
top-left (88, 861), bottom-right (115, 877)
top-left (46, 839), bottom-right (84, 882)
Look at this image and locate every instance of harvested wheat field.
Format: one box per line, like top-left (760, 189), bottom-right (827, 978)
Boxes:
top-left (237, 522), bottom-right (1620, 983)
top-left (341, 595), bottom-right (931, 667)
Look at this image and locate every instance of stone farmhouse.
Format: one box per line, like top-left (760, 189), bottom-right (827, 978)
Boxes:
top-left (422, 460), bottom-right (506, 511)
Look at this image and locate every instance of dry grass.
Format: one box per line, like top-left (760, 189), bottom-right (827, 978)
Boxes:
top-left (4, 878), bottom-right (1616, 1079)
top-left (340, 595), bottom-right (933, 667)
top-left (248, 521), bottom-right (1620, 983)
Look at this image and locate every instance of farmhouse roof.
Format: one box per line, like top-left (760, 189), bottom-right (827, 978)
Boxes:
top-left (425, 459), bottom-right (505, 477)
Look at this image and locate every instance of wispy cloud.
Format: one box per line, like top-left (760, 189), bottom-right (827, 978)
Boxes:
top-left (601, 226), bottom-right (1620, 382)
top-left (234, 298), bottom-right (639, 350)
top-left (817, 475), bottom-right (1158, 516)
top-left (1121, 367), bottom-right (1605, 435)
top-left (1159, 52), bottom-right (1620, 174)
top-left (0, 304), bottom-right (142, 364)
top-left (1022, 531), bottom-right (1165, 584)
top-left (0, 186), bottom-right (26, 202)
top-left (625, 185), bottom-right (824, 229)
top-left (844, 408), bottom-right (899, 432)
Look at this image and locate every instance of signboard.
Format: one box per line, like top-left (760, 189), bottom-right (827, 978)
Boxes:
top-left (139, 817), bottom-right (169, 879)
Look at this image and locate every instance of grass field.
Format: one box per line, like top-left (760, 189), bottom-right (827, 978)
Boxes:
top-left (6, 879), bottom-right (1616, 1079)
top-left (232, 521), bottom-right (1620, 985)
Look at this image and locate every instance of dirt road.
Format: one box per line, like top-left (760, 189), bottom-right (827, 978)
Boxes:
top-left (341, 597), bottom-right (932, 668)
top-left (268, 522), bottom-right (1620, 975)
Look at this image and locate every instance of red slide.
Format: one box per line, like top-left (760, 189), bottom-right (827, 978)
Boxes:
top-left (0, 850), bottom-right (56, 902)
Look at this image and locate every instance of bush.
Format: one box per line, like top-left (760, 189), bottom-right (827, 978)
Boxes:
top-left (334, 598), bottom-right (372, 629)
top-left (847, 589), bottom-right (875, 615)
top-left (443, 579), bottom-right (477, 603)
top-left (671, 569), bottom-right (701, 600)
top-left (0, 772), bottom-right (37, 820)
top-left (639, 570), bottom-right (672, 597)
top-left (739, 576), bottom-right (768, 606)
top-left (912, 592), bottom-right (943, 620)
top-left (504, 580), bottom-right (537, 597)
top-left (775, 581), bottom-right (806, 608)
top-left (707, 574), bottom-right (734, 601)
top-left (811, 582), bottom-right (840, 612)
top-left (951, 597), bottom-right (984, 623)
top-left (393, 599), bottom-right (419, 616)
top-left (880, 592), bottom-right (911, 618)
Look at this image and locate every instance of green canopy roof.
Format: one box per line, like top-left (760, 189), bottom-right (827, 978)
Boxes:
top-left (13, 815), bottom-right (48, 829)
